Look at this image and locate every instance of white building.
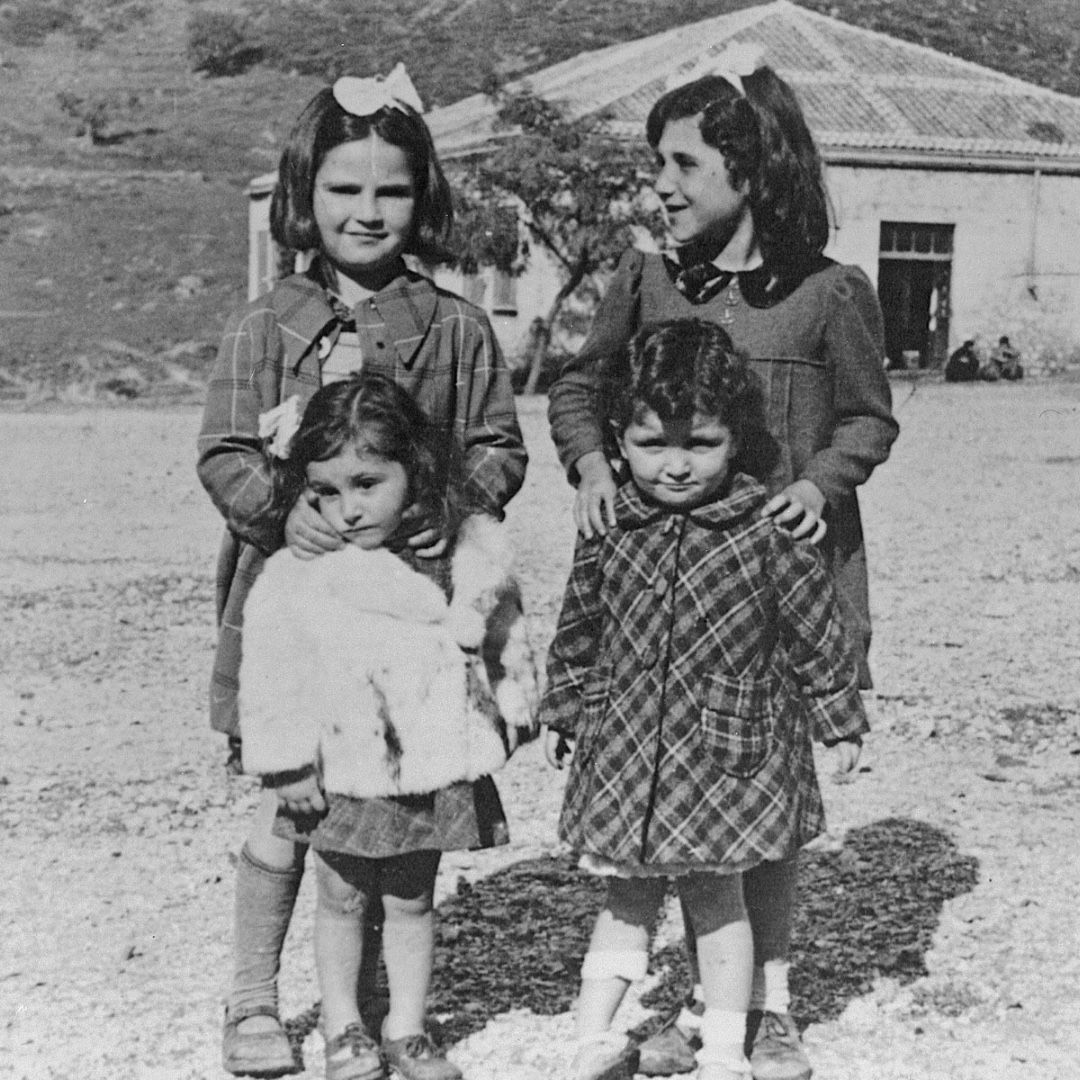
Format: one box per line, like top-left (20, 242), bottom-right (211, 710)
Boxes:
top-left (249, 0), bottom-right (1080, 370)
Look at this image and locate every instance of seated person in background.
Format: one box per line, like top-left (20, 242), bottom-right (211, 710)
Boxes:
top-left (944, 339), bottom-right (980, 382)
top-left (992, 335), bottom-right (1024, 381)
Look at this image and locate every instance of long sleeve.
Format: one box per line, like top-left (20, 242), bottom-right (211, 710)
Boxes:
top-left (547, 248), bottom-right (642, 480)
top-left (196, 305), bottom-right (287, 554)
top-left (771, 529), bottom-right (868, 745)
top-left (538, 534), bottom-right (606, 737)
top-left (456, 309), bottom-right (528, 517)
top-left (800, 267), bottom-right (900, 506)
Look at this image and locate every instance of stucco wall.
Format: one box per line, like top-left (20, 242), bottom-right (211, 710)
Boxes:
top-left (827, 164), bottom-right (1080, 369)
top-left (433, 245), bottom-right (567, 363)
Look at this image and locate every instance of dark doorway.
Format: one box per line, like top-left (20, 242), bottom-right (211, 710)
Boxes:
top-left (877, 223), bottom-right (953, 370)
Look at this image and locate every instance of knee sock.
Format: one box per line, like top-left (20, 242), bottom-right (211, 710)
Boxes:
top-left (229, 843), bottom-right (304, 1018)
top-left (750, 959), bottom-right (791, 1015)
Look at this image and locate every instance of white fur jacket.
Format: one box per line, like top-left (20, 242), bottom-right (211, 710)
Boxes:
top-left (239, 516), bottom-right (538, 798)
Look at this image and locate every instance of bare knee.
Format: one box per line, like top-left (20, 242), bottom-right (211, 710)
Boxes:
top-left (245, 789), bottom-right (305, 870)
top-left (382, 891), bottom-right (433, 923)
top-left (315, 854), bottom-right (370, 918)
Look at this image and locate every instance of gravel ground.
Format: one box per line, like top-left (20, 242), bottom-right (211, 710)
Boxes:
top-left (2, 383), bottom-right (1080, 1080)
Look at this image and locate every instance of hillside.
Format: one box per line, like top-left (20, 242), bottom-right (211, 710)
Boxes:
top-left (1, 0), bottom-right (1079, 391)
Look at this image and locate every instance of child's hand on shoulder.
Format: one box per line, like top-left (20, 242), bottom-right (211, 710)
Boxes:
top-left (268, 771), bottom-right (326, 816)
top-left (285, 491), bottom-right (346, 558)
top-left (574, 451), bottom-right (618, 539)
top-left (762, 479), bottom-right (827, 544)
top-left (397, 503), bottom-right (447, 558)
top-left (545, 727), bottom-right (574, 769)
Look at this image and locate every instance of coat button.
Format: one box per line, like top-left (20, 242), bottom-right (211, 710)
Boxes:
top-left (653, 576), bottom-right (668, 598)
top-left (641, 644), bottom-right (659, 667)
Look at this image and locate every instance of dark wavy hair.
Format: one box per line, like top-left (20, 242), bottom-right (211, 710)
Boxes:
top-left (270, 87), bottom-right (453, 263)
top-left (270, 372), bottom-right (461, 538)
top-left (646, 66), bottom-right (830, 275)
top-left (602, 319), bottom-right (777, 479)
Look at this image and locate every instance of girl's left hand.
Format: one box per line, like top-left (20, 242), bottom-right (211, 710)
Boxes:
top-left (761, 479), bottom-right (827, 544)
top-left (545, 728), bottom-right (574, 769)
top-left (397, 503), bottom-right (447, 558)
top-left (273, 773), bottom-right (326, 816)
top-left (286, 491), bottom-right (346, 558)
top-left (829, 738), bottom-right (862, 776)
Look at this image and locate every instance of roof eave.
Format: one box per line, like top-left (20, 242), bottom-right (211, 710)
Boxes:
top-left (822, 145), bottom-right (1080, 175)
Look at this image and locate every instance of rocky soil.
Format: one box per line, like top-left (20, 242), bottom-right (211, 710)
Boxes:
top-left (2, 383), bottom-right (1080, 1079)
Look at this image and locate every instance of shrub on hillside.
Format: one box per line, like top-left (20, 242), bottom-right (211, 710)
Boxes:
top-left (249, 0), bottom-right (411, 82)
top-left (0, 1), bottom-right (76, 46)
top-left (57, 92), bottom-right (111, 144)
top-left (187, 10), bottom-right (263, 77)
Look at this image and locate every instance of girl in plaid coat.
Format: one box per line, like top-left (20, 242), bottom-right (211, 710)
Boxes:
top-left (541, 320), bottom-right (867, 1080)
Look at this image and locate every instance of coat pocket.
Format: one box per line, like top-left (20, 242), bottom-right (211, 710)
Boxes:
top-left (700, 672), bottom-right (774, 778)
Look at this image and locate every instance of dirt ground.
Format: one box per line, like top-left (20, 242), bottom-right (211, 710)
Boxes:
top-left (2, 383), bottom-right (1080, 1080)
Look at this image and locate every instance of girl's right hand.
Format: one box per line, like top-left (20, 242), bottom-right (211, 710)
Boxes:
top-left (573, 451), bottom-right (618, 539)
top-left (285, 490), bottom-right (345, 559)
top-left (397, 502), bottom-right (447, 558)
top-left (274, 773), bottom-right (326, 816)
top-left (545, 728), bottom-right (574, 769)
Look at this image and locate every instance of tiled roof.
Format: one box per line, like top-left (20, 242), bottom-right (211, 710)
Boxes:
top-left (427, 0), bottom-right (1080, 169)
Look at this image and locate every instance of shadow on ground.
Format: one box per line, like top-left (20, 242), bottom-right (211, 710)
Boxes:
top-left (284, 817), bottom-right (977, 1051)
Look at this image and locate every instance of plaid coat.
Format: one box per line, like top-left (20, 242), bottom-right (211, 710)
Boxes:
top-left (197, 270), bottom-right (527, 736)
top-left (540, 474), bottom-right (867, 872)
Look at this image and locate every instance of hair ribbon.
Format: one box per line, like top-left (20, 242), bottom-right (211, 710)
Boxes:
top-left (665, 42), bottom-right (765, 97)
top-left (333, 63), bottom-right (425, 117)
top-left (259, 395), bottom-right (302, 460)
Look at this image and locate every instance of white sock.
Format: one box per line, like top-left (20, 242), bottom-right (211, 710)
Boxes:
top-left (697, 1008), bottom-right (751, 1073)
top-left (762, 959), bottom-right (791, 1015)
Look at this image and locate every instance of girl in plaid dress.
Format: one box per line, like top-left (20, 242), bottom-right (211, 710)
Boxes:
top-left (197, 66), bottom-right (526, 1079)
top-left (240, 373), bottom-right (536, 1080)
top-left (541, 320), bottom-right (867, 1080)
top-left (547, 53), bottom-right (898, 1080)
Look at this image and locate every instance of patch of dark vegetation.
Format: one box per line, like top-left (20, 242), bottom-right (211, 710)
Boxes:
top-left (994, 703), bottom-right (1080, 751)
top-left (637, 818), bottom-right (978, 1033)
top-left (187, 11), bottom-right (264, 78)
top-left (0, 1), bottom-right (76, 46)
top-left (0, 0), bottom-right (151, 49)
top-left (281, 818), bottom-right (978, 1047)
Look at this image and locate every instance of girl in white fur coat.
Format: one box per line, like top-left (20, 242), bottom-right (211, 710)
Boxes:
top-left (239, 372), bottom-right (536, 1080)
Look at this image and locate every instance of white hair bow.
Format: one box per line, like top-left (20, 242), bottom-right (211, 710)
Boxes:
top-left (333, 63), bottom-right (425, 117)
top-left (258, 395), bottom-right (302, 460)
top-left (665, 42), bottom-right (765, 97)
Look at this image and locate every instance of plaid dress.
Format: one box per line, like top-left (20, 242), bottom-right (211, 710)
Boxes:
top-left (540, 474), bottom-right (867, 874)
top-left (197, 268), bottom-right (527, 736)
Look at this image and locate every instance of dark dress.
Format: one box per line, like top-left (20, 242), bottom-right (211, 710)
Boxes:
top-left (548, 249), bottom-right (899, 687)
